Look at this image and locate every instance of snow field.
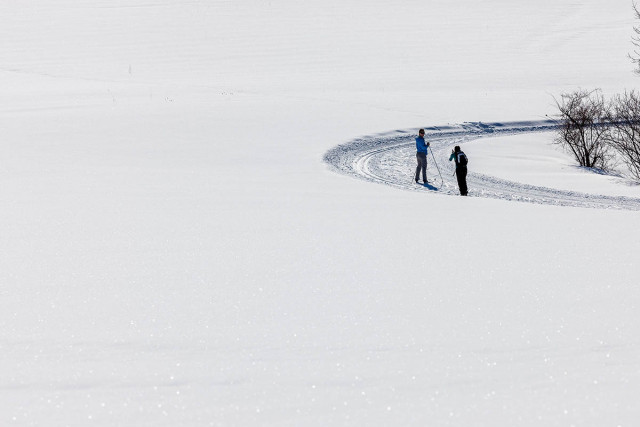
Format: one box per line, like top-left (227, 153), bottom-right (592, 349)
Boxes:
top-left (1, 1), bottom-right (640, 426)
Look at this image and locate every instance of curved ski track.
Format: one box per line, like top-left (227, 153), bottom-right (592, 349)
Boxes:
top-left (324, 121), bottom-right (640, 211)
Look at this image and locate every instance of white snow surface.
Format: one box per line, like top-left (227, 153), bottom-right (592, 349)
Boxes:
top-left (1, 1), bottom-right (640, 426)
top-left (324, 121), bottom-right (640, 209)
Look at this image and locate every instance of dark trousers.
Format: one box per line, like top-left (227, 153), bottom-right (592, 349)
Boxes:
top-left (415, 153), bottom-right (427, 182)
top-left (456, 166), bottom-right (468, 195)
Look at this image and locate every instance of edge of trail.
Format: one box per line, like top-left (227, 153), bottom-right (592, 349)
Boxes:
top-left (323, 120), bottom-right (640, 211)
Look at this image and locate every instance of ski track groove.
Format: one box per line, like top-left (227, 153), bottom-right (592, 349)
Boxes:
top-left (324, 120), bottom-right (640, 211)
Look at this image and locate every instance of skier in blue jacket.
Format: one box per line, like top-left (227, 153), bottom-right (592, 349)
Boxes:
top-left (415, 129), bottom-right (430, 184)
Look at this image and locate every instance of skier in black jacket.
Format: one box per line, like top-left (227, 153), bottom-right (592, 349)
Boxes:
top-left (449, 146), bottom-right (468, 196)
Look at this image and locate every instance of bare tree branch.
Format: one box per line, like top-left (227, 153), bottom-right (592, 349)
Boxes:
top-left (554, 89), bottom-right (614, 171)
top-left (630, 2), bottom-right (640, 74)
top-left (607, 90), bottom-right (640, 180)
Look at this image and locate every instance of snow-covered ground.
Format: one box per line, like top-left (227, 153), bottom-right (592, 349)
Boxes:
top-left (2, 1), bottom-right (640, 426)
top-left (472, 131), bottom-right (640, 196)
top-left (325, 121), bottom-right (640, 209)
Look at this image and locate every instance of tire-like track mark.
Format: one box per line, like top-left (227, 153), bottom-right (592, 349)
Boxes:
top-left (324, 120), bottom-right (640, 210)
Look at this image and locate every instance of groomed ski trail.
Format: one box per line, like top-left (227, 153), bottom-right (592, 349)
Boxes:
top-left (324, 120), bottom-right (640, 211)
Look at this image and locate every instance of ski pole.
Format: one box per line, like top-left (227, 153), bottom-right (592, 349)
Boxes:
top-left (430, 148), bottom-right (444, 186)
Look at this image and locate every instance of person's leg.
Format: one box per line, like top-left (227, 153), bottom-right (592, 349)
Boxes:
top-left (421, 156), bottom-right (428, 182)
top-left (456, 169), bottom-right (465, 195)
top-left (459, 168), bottom-right (468, 195)
top-left (416, 153), bottom-right (427, 182)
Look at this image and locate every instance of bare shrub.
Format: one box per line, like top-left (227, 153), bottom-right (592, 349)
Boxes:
top-left (631, 3), bottom-right (640, 74)
top-left (607, 91), bottom-right (640, 181)
top-left (554, 89), bottom-right (614, 171)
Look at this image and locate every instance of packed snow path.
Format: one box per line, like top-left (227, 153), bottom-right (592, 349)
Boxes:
top-left (324, 121), bottom-right (640, 211)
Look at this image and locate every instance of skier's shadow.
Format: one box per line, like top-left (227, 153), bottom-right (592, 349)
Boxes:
top-left (422, 182), bottom-right (438, 191)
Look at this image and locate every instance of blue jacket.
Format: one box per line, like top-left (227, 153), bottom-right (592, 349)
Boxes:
top-left (416, 136), bottom-right (429, 154)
